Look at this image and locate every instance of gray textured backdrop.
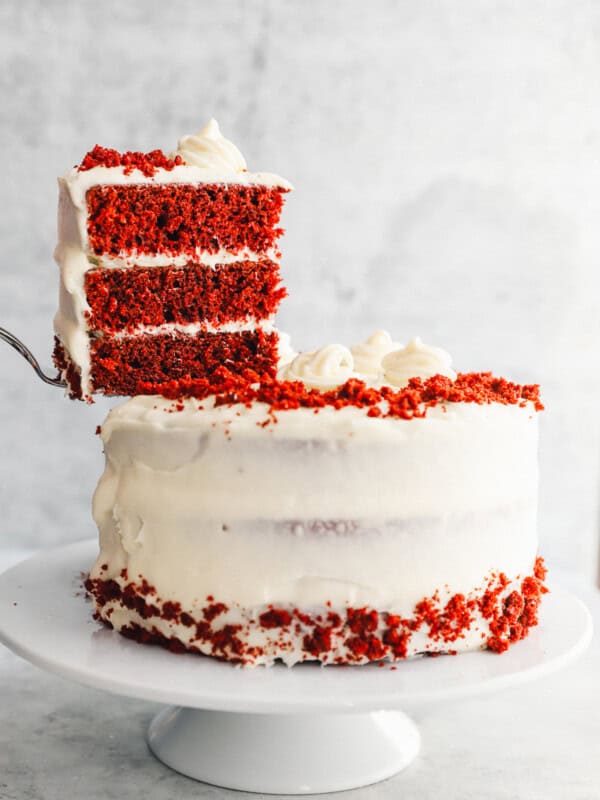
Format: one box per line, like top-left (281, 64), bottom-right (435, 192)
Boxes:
top-left (0, 1), bottom-right (598, 579)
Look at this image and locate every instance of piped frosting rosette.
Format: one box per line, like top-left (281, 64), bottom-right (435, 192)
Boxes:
top-left (351, 330), bottom-right (402, 379)
top-left (382, 337), bottom-right (457, 388)
top-left (278, 344), bottom-right (355, 390)
top-left (177, 119), bottom-right (248, 172)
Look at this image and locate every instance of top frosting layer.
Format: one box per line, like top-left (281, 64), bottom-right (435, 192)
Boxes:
top-left (138, 365), bottom-right (543, 423)
top-left (102, 390), bottom-right (540, 442)
top-left (66, 119), bottom-right (292, 204)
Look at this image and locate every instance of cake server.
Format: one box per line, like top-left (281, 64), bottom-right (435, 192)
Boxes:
top-left (0, 326), bottom-right (66, 387)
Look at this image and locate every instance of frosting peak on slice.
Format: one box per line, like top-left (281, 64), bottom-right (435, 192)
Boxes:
top-left (278, 344), bottom-right (355, 390)
top-left (177, 119), bottom-right (247, 172)
top-left (382, 337), bottom-right (457, 388)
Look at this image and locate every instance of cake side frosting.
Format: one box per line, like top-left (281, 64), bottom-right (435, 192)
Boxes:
top-left (86, 361), bottom-right (545, 666)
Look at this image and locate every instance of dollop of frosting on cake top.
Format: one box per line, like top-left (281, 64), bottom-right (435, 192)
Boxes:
top-left (351, 330), bottom-right (402, 378)
top-left (177, 119), bottom-right (247, 172)
top-left (382, 337), bottom-right (457, 388)
top-left (278, 344), bottom-right (355, 390)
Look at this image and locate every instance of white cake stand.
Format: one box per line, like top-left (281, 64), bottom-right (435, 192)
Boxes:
top-left (0, 541), bottom-right (593, 795)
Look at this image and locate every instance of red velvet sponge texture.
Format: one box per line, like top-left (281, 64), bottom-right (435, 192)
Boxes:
top-left (88, 329), bottom-right (279, 397)
top-left (84, 260), bottom-right (286, 334)
top-left (86, 184), bottom-right (288, 258)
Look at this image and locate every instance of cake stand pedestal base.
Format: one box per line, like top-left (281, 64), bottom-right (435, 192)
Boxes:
top-left (147, 707), bottom-right (420, 794)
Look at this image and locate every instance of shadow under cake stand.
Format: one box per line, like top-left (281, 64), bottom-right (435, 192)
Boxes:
top-left (0, 540), bottom-right (592, 795)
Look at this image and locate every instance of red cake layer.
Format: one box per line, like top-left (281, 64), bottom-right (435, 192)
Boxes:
top-left (84, 260), bottom-right (286, 334)
top-left (84, 558), bottom-right (548, 665)
top-left (86, 184), bottom-right (288, 258)
top-left (52, 338), bottom-right (82, 400)
top-left (89, 329), bottom-right (277, 396)
top-left (53, 330), bottom-right (278, 400)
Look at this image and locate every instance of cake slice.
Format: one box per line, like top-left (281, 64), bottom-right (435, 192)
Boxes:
top-left (53, 120), bottom-right (292, 400)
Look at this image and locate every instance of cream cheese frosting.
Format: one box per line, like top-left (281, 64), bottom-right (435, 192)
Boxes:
top-left (89, 392), bottom-right (540, 664)
top-left (274, 334), bottom-right (456, 391)
top-left (351, 330), bottom-right (401, 378)
top-left (276, 331), bottom-right (297, 368)
top-left (177, 119), bottom-right (248, 172)
top-left (382, 337), bottom-right (457, 388)
top-left (277, 344), bottom-right (356, 390)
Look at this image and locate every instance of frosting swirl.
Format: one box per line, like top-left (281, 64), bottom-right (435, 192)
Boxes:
top-left (177, 119), bottom-right (247, 172)
top-left (278, 344), bottom-right (355, 390)
top-left (351, 329), bottom-right (401, 378)
top-left (382, 337), bottom-right (457, 388)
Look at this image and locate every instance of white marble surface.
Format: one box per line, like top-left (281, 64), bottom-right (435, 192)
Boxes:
top-left (0, 549), bottom-right (598, 800)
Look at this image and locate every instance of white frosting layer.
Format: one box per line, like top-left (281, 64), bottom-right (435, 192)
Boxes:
top-left (276, 331), bottom-right (297, 368)
top-left (110, 318), bottom-right (276, 339)
top-left (90, 396), bottom-right (539, 632)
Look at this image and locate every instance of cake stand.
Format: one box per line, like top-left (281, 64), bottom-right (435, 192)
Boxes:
top-left (0, 541), bottom-right (593, 795)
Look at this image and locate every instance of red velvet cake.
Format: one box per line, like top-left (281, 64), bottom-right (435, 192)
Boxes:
top-left (53, 120), bottom-right (292, 400)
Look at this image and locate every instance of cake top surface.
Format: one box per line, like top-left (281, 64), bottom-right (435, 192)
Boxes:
top-left (101, 380), bottom-right (541, 441)
top-left (129, 331), bottom-right (543, 421)
top-left (97, 331), bottom-right (544, 436)
top-left (63, 119), bottom-right (292, 202)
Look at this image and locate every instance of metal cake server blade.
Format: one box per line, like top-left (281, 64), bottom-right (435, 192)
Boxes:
top-left (0, 326), bottom-right (66, 387)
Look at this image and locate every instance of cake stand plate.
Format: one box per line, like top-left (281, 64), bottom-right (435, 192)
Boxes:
top-left (0, 541), bottom-right (593, 795)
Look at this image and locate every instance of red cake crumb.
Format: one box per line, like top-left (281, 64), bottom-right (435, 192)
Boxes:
top-left (346, 607), bottom-right (379, 635)
top-left (203, 602), bottom-right (228, 622)
top-left (303, 625), bottom-right (335, 657)
top-left (89, 330), bottom-right (278, 397)
top-left (482, 557), bottom-right (548, 654)
top-left (86, 184), bottom-right (288, 258)
top-left (78, 145), bottom-right (183, 176)
top-left (259, 608), bottom-right (293, 628)
top-left (84, 260), bottom-right (286, 334)
top-left (142, 370), bottom-right (543, 421)
top-left (52, 338), bottom-right (83, 400)
top-left (84, 558), bottom-right (547, 665)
